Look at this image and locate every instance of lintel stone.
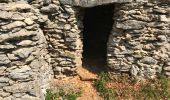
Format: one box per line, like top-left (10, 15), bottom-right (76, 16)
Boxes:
top-left (59, 0), bottom-right (133, 7)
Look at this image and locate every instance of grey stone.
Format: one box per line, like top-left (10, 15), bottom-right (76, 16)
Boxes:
top-left (29, 59), bottom-right (41, 69)
top-left (12, 48), bottom-right (33, 59)
top-left (0, 44), bottom-right (16, 50)
top-left (135, 0), bottom-right (148, 2)
top-left (17, 40), bottom-right (33, 46)
top-left (0, 66), bottom-right (6, 75)
top-left (9, 72), bottom-right (32, 81)
top-left (159, 15), bottom-right (170, 22)
top-left (7, 54), bottom-right (20, 60)
top-left (157, 35), bottom-right (167, 41)
top-left (54, 67), bottom-right (62, 72)
top-left (0, 83), bottom-right (9, 88)
top-left (64, 24), bottom-right (71, 30)
top-left (1, 21), bottom-right (26, 30)
top-left (0, 54), bottom-right (11, 65)
top-left (0, 91), bottom-right (10, 97)
top-left (3, 96), bottom-right (14, 100)
top-left (21, 94), bottom-right (40, 100)
top-left (43, 0), bottom-right (51, 5)
top-left (3, 82), bottom-right (33, 93)
top-left (25, 55), bottom-right (35, 63)
top-left (163, 66), bottom-right (170, 71)
top-left (59, 0), bottom-right (132, 7)
top-left (24, 18), bottom-right (34, 25)
top-left (7, 2), bottom-right (32, 12)
top-left (9, 65), bottom-right (31, 73)
top-left (165, 72), bottom-right (170, 76)
top-left (131, 15), bottom-right (151, 22)
top-left (0, 29), bottom-right (37, 43)
top-left (40, 4), bottom-right (59, 13)
top-left (153, 8), bottom-right (167, 14)
top-left (0, 11), bottom-right (13, 20)
top-left (11, 13), bottom-right (25, 20)
top-left (140, 57), bottom-right (157, 65)
top-left (116, 20), bottom-right (146, 30)
top-left (0, 77), bottom-right (10, 83)
top-left (13, 93), bottom-right (25, 98)
top-left (130, 65), bottom-right (140, 76)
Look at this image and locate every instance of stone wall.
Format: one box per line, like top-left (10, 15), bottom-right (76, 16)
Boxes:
top-left (107, 0), bottom-right (170, 79)
top-left (41, 3), bottom-right (83, 78)
top-left (0, 0), bottom-right (170, 99)
top-left (0, 1), bottom-right (53, 100)
top-left (0, 0), bottom-right (83, 99)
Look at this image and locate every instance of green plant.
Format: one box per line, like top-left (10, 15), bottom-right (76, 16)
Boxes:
top-left (45, 89), bottom-right (59, 100)
top-left (65, 92), bottom-right (81, 100)
top-left (94, 72), bottom-right (115, 100)
top-left (45, 89), bottom-right (81, 100)
top-left (158, 75), bottom-right (170, 99)
top-left (141, 82), bottom-right (158, 99)
top-left (140, 76), bottom-right (170, 100)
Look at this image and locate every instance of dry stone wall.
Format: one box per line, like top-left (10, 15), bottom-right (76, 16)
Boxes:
top-left (0, 0), bottom-right (83, 99)
top-left (0, 1), bottom-right (53, 100)
top-left (0, 0), bottom-right (170, 99)
top-left (107, 0), bottom-right (170, 79)
top-left (40, 3), bottom-right (83, 78)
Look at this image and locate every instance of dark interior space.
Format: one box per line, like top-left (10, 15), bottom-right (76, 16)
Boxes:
top-left (82, 4), bottom-right (114, 73)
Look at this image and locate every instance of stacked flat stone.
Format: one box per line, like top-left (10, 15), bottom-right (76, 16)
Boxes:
top-left (107, 0), bottom-right (170, 79)
top-left (39, 0), bottom-right (83, 78)
top-left (0, 1), bottom-right (53, 100)
top-left (0, 0), bottom-right (170, 99)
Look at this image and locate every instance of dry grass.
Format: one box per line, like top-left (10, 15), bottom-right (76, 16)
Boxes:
top-left (97, 74), bottom-right (170, 100)
top-left (47, 69), bottom-right (170, 100)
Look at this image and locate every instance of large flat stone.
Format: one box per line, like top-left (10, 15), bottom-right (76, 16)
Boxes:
top-left (59, 0), bottom-right (132, 7)
top-left (3, 82), bottom-right (33, 93)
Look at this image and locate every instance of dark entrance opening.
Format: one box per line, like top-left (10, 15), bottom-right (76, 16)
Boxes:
top-left (82, 4), bottom-right (114, 73)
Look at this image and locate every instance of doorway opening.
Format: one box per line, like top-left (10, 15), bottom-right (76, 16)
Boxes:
top-left (82, 4), bottom-right (114, 74)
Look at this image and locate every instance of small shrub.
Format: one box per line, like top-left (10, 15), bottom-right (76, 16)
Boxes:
top-left (65, 92), bottom-right (81, 100)
top-left (141, 76), bottom-right (170, 99)
top-left (141, 83), bottom-right (158, 99)
top-left (45, 89), bottom-right (81, 100)
top-left (45, 89), bottom-right (59, 100)
top-left (94, 72), bottom-right (115, 100)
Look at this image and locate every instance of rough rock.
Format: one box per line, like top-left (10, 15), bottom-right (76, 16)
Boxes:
top-left (0, 55), bottom-right (11, 65)
top-left (12, 48), bottom-right (33, 59)
top-left (59, 0), bottom-right (133, 7)
top-left (24, 18), bottom-right (34, 25)
top-left (17, 40), bottom-right (33, 46)
top-left (3, 82), bottom-right (33, 93)
top-left (140, 57), bottom-right (157, 65)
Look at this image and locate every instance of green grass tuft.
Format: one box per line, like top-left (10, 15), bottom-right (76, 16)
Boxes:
top-left (94, 72), bottom-right (115, 100)
top-left (45, 89), bottom-right (81, 100)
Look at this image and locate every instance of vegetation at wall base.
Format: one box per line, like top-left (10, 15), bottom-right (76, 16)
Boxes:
top-left (140, 75), bottom-right (170, 99)
top-left (94, 73), bottom-right (170, 100)
top-left (94, 72), bottom-right (115, 100)
top-left (45, 89), bottom-right (81, 100)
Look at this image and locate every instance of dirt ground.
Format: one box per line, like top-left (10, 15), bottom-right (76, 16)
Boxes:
top-left (52, 67), bottom-right (103, 100)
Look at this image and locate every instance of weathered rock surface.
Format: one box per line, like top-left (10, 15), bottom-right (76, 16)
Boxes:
top-left (59, 0), bottom-right (133, 7)
top-left (107, 1), bottom-right (170, 79)
top-left (0, 1), bottom-right (53, 99)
